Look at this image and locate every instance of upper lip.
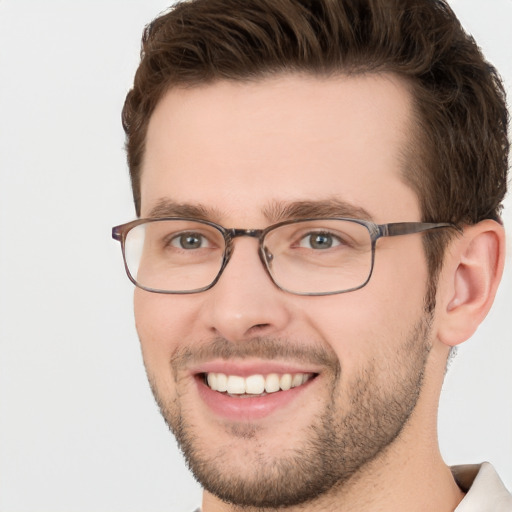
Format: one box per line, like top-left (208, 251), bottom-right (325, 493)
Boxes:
top-left (190, 359), bottom-right (322, 377)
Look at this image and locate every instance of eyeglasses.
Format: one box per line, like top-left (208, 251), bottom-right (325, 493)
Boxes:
top-left (112, 217), bottom-right (455, 296)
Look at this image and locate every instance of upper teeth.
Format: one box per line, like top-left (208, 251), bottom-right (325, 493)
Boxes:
top-left (206, 372), bottom-right (311, 395)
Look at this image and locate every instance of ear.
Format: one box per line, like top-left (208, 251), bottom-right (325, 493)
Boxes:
top-left (436, 219), bottom-right (505, 347)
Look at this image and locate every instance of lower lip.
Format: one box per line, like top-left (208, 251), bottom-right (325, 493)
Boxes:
top-left (196, 376), bottom-right (316, 421)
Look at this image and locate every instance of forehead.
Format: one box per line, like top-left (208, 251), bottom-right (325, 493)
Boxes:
top-left (141, 73), bottom-right (420, 224)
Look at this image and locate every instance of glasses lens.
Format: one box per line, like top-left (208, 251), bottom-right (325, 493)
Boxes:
top-left (124, 219), bottom-right (225, 293)
top-left (263, 219), bottom-right (373, 294)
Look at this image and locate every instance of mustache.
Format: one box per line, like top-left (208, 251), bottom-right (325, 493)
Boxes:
top-left (170, 336), bottom-right (340, 374)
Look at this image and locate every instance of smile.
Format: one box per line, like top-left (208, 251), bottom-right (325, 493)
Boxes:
top-left (204, 372), bottom-right (314, 395)
top-left (194, 363), bottom-right (321, 420)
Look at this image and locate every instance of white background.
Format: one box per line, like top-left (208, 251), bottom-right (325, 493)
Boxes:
top-left (0, 1), bottom-right (510, 511)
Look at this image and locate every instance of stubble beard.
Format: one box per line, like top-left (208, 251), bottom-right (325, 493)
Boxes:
top-left (146, 314), bottom-right (432, 509)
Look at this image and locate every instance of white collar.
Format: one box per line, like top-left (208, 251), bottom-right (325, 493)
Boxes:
top-left (452, 462), bottom-right (512, 511)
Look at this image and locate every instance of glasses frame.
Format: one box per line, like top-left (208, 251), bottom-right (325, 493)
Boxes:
top-left (112, 217), bottom-right (457, 296)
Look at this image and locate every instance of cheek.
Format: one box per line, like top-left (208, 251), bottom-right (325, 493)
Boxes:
top-left (134, 289), bottom-right (212, 380)
top-left (371, 236), bottom-right (430, 316)
top-left (300, 244), bottom-right (429, 367)
top-left (134, 290), bottom-right (186, 373)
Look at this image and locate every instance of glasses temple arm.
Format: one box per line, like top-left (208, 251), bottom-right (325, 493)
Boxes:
top-left (381, 222), bottom-right (457, 237)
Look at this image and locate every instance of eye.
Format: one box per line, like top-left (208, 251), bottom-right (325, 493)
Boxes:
top-left (170, 232), bottom-right (209, 250)
top-left (298, 232), bottom-right (341, 250)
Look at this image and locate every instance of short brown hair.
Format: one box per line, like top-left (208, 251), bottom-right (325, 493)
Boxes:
top-left (122, 0), bottom-right (509, 281)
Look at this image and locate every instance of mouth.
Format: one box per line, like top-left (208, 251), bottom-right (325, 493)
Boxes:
top-left (202, 371), bottom-right (316, 397)
top-left (192, 361), bottom-right (321, 420)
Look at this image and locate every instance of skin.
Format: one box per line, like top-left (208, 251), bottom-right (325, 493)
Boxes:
top-left (134, 73), bottom-right (505, 511)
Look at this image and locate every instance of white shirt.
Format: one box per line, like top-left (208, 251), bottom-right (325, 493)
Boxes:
top-left (453, 462), bottom-right (512, 511)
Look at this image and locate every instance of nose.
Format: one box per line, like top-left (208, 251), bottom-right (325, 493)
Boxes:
top-left (201, 237), bottom-right (291, 342)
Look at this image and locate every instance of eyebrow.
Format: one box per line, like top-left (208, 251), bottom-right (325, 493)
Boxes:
top-left (263, 199), bottom-right (374, 223)
top-left (146, 198), bottom-right (374, 224)
top-left (147, 199), bottom-right (221, 221)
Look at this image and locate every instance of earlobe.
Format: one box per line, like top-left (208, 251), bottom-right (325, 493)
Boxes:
top-left (437, 220), bottom-right (505, 347)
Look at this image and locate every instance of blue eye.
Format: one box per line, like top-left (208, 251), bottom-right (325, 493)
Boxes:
top-left (298, 232), bottom-right (341, 250)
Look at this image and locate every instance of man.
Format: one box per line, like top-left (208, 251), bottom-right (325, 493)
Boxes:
top-left (112, 0), bottom-right (511, 510)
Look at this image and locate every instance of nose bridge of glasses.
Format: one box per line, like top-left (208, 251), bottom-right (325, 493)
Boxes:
top-left (223, 228), bottom-right (272, 272)
top-left (224, 228), bottom-right (266, 257)
top-left (229, 228), bottom-right (264, 239)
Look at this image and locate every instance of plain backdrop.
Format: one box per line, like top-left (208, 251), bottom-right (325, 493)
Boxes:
top-left (0, 1), bottom-right (511, 511)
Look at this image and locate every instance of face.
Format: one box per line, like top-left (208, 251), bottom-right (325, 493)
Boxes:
top-left (135, 74), bottom-right (434, 508)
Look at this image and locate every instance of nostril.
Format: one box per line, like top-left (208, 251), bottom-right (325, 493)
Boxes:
top-left (250, 323), bottom-right (271, 334)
